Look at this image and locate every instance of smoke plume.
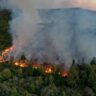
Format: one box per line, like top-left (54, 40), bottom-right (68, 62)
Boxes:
top-left (1, 0), bottom-right (96, 69)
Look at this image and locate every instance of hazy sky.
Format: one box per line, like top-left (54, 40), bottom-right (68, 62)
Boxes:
top-left (8, 0), bottom-right (96, 10)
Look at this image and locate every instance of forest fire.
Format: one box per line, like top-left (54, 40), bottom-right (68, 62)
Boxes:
top-left (2, 47), bottom-right (13, 56)
top-left (0, 47), bottom-right (70, 77)
top-left (0, 47), bottom-right (13, 62)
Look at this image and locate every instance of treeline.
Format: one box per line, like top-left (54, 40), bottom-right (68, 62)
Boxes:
top-left (0, 62), bottom-right (96, 96)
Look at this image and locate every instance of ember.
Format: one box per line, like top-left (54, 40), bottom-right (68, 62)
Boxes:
top-left (43, 64), bottom-right (54, 74)
top-left (14, 60), bottom-right (28, 68)
top-left (60, 71), bottom-right (69, 77)
top-left (0, 56), bottom-right (4, 63)
top-left (14, 62), bottom-right (19, 66)
top-left (45, 66), bottom-right (53, 73)
top-left (32, 61), bottom-right (40, 69)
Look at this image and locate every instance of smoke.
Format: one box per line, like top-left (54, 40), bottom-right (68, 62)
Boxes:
top-left (1, 0), bottom-right (96, 69)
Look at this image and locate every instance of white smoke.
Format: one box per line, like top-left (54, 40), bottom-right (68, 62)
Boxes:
top-left (1, 0), bottom-right (96, 69)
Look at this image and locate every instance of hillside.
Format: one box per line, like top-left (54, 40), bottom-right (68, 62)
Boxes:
top-left (0, 8), bottom-right (96, 96)
top-left (40, 8), bottom-right (96, 63)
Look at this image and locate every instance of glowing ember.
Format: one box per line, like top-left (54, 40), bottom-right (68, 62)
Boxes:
top-left (14, 62), bottom-right (19, 66)
top-left (45, 68), bottom-right (52, 73)
top-left (44, 66), bottom-right (53, 74)
top-left (32, 65), bottom-right (38, 69)
top-left (60, 71), bottom-right (69, 77)
top-left (32, 61), bottom-right (40, 69)
top-left (19, 63), bottom-right (27, 68)
top-left (14, 61), bottom-right (28, 68)
top-left (0, 55), bottom-right (4, 62)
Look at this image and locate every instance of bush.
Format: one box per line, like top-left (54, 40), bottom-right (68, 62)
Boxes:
top-left (1, 68), bottom-right (12, 80)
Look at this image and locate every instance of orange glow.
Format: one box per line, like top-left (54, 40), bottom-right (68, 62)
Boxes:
top-left (45, 68), bottom-right (52, 73)
top-left (2, 47), bottom-right (13, 56)
top-left (19, 63), bottom-right (27, 68)
top-left (14, 62), bottom-right (19, 66)
top-left (14, 61), bottom-right (28, 68)
top-left (0, 56), bottom-right (4, 63)
top-left (32, 63), bottom-right (40, 69)
top-left (44, 65), bottom-right (53, 74)
top-left (0, 46), bottom-right (13, 62)
top-left (60, 71), bottom-right (69, 77)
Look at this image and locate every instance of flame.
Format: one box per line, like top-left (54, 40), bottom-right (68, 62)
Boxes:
top-left (44, 65), bottom-right (53, 74)
top-left (14, 60), bottom-right (28, 68)
top-left (60, 71), bottom-right (69, 77)
top-left (0, 56), bottom-right (4, 62)
top-left (0, 47), bottom-right (13, 63)
top-left (2, 47), bottom-right (13, 56)
top-left (14, 62), bottom-right (19, 66)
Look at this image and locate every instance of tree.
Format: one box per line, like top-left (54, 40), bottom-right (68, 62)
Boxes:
top-left (65, 66), bottom-right (79, 88)
top-left (90, 57), bottom-right (96, 65)
top-left (23, 90), bottom-right (30, 96)
top-left (41, 84), bottom-right (59, 96)
top-left (88, 69), bottom-right (96, 93)
top-left (0, 83), bottom-right (11, 96)
top-left (1, 68), bottom-right (12, 80)
top-left (10, 87), bottom-right (20, 96)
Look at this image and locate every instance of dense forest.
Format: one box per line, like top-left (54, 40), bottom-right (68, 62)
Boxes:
top-left (0, 9), bottom-right (96, 96)
top-left (0, 9), bottom-right (12, 50)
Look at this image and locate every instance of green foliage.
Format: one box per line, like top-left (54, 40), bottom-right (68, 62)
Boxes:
top-left (65, 66), bottom-right (80, 88)
top-left (41, 84), bottom-right (59, 96)
top-left (90, 57), bottom-right (96, 64)
top-left (87, 65), bottom-right (96, 92)
top-left (10, 87), bottom-right (20, 96)
top-left (90, 57), bottom-right (96, 65)
top-left (23, 90), bottom-right (30, 96)
top-left (1, 68), bottom-right (12, 80)
top-left (0, 62), bottom-right (95, 96)
top-left (0, 9), bottom-right (12, 50)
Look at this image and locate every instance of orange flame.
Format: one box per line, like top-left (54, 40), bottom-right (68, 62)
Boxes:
top-left (44, 65), bottom-right (53, 74)
top-left (60, 71), bottom-right (69, 77)
top-left (0, 47), bottom-right (13, 63)
top-left (2, 47), bottom-right (13, 56)
top-left (0, 56), bottom-right (4, 62)
top-left (14, 61), bottom-right (28, 68)
top-left (14, 62), bottom-right (19, 66)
